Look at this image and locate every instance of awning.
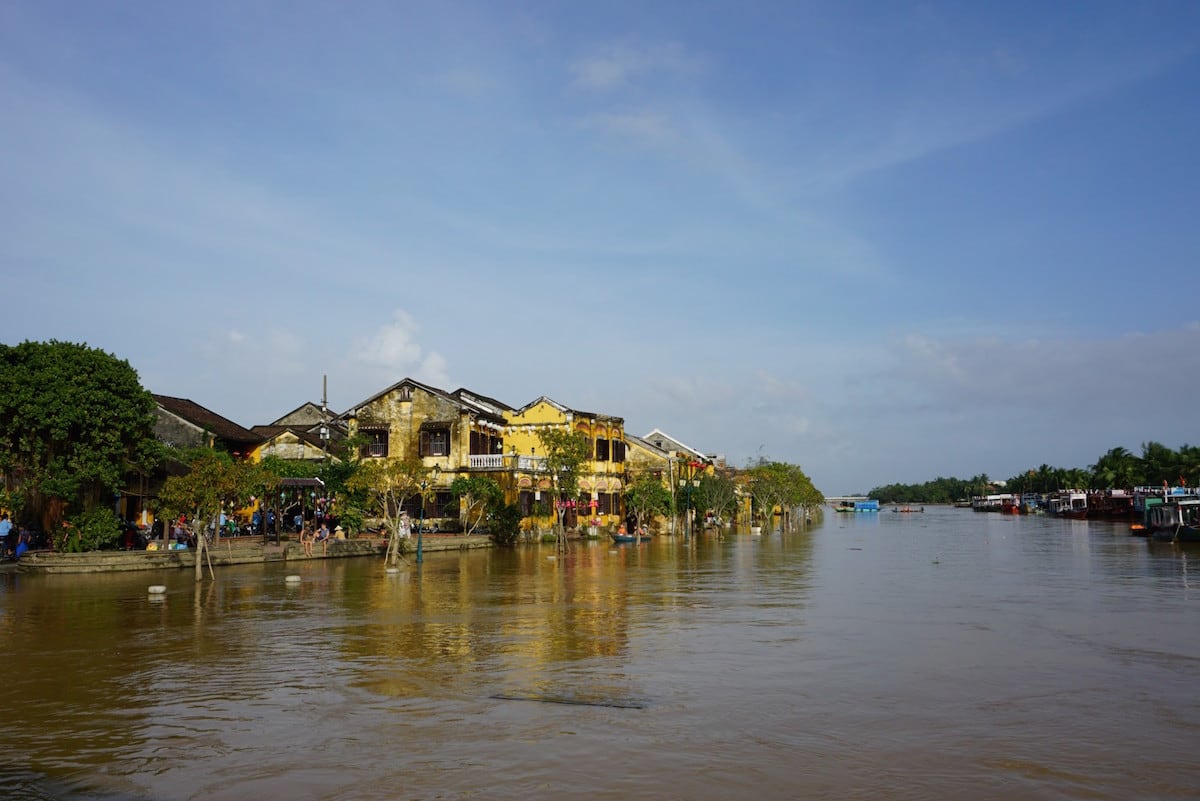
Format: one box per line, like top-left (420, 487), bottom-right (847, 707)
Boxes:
top-left (280, 477), bottom-right (325, 488)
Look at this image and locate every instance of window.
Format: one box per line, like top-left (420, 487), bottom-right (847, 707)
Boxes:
top-left (595, 438), bottom-right (610, 461)
top-left (361, 431), bottom-right (388, 458)
top-left (613, 440), bottom-right (626, 463)
top-left (420, 428), bottom-right (450, 457)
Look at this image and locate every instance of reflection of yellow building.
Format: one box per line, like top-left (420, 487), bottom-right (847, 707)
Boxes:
top-left (339, 379), bottom-right (628, 529)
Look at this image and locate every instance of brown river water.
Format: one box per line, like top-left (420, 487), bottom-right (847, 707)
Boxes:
top-left (1, 507), bottom-right (1197, 800)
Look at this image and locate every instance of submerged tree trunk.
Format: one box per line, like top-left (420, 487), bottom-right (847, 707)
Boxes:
top-left (194, 512), bottom-right (215, 582)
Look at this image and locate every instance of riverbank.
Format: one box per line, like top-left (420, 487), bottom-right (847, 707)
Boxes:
top-left (4, 532), bottom-right (494, 574)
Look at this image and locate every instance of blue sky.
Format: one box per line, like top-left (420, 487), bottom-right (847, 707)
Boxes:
top-left (3, 1), bottom-right (1199, 494)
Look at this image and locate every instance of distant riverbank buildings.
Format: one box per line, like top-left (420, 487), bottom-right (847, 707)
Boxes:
top-left (131, 378), bottom-right (723, 533)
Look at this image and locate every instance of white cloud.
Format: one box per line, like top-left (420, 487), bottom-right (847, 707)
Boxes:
top-left (569, 41), bottom-right (701, 91)
top-left (351, 309), bottom-right (450, 387)
top-left (578, 109), bottom-right (674, 142)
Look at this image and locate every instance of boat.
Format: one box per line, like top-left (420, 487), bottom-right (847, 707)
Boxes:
top-left (1046, 490), bottom-right (1087, 519)
top-left (1086, 489), bottom-right (1133, 520)
top-left (970, 494), bottom-right (1016, 513)
top-left (610, 532), bottom-right (652, 544)
top-left (1130, 486), bottom-right (1200, 533)
top-left (1147, 498), bottom-right (1200, 543)
top-left (1020, 493), bottom-right (1044, 514)
top-left (833, 499), bottom-right (879, 513)
top-left (891, 506), bottom-right (924, 513)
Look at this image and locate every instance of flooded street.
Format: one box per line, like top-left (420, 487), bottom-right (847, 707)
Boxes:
top-left (2, 507), bottom-right (1197, 800)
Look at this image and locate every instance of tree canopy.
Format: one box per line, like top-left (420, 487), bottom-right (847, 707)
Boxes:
top-left (870, 442), bottom-right (1200, 503)
top-left (0, 340), bottom-right (159, 526)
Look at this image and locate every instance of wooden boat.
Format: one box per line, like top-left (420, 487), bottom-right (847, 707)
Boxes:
top-left (971, 494), bottom-right (1016, 512)
top-left (891, 506), bottom-right (924, 513)
top-left (1046, 490), bottom-right (1087, 519)
top-left (1147, 498), bottom-right (1200, 543)
top-left (1087, 489), bottom-right (1134, 520)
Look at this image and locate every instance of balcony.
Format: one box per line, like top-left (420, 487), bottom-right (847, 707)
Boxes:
top-left (466, 454), bottom-right (548, 471)
top-left (469, 454), bottom-right (506, 470)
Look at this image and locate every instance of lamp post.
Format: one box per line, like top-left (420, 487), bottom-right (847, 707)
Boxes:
top-left (678, 477), bottom-right (700, 536)
top-left (416, 464), bottom-right (440, 564)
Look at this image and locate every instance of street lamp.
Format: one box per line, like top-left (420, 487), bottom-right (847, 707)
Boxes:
top-left (678, 472), bottom-right (703, 536)
top-left (416, 464), bottom-right (440, 565)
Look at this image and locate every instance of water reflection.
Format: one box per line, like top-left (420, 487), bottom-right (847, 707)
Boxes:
top-left (1, 513), bottom-right (1197, 800)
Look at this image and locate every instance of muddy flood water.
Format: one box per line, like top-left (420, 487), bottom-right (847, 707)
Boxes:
top-left (2, 507), bottom-right (1197, 800)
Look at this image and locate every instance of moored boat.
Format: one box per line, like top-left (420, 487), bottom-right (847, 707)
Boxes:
top-left (833, 499), bottom-right (879, 513)
top-left (971, 494), bottom-right (1016, 513)
top-left (1147, 498), bottom-right (1200, 543)
top-left (1046, 490), bottom-right (1087, 519)
top-left (1087, 489), bottom-right (1133, 520)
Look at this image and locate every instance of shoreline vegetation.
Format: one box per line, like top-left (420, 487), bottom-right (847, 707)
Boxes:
top-left (868, 444), bottom-right (1199, 504)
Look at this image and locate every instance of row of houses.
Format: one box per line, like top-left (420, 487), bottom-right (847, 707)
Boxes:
top-left (142, 377), bottom-right (723, 530)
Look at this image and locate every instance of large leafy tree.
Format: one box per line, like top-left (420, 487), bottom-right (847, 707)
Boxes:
top-left (159, 451), bottom-right (272, 580)
top-left (746, 459), bottom-right (824, 532)
top-left (0, 340), bottom-right (159, 530)
top-left (1091, 447), bottom-right (1141, 490)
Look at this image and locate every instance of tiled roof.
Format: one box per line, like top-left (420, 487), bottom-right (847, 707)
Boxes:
top-left (153, 394), bottom-right (259, 445)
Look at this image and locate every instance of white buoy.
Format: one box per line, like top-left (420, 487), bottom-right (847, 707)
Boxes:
top-left (547, 555), bottom-right (556, 560)
top-left (147, 585), bottom-right (167, 595)
top-left (385, 567), bottom-right (400, 574)
top-left (285, 575), bottom-right (302, 584)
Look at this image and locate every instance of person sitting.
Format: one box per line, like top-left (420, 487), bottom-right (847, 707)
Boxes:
top-left (300, 525), bottom-right (314, 557)
top-left (15, 531), bottom-right (30, 560)
top-left (315, 523), bottom-right (330, 555)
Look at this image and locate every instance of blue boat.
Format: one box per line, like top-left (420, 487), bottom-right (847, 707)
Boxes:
top-left (611, 533), bottom-right (652, 544)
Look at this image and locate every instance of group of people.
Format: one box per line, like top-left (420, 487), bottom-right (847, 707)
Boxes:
top-left (299, 521), bottom-right (344, 556)
top-left (0, 513), bottom-right (31, 560)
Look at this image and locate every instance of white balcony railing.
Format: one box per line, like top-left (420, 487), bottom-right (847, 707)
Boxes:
top-left (466, 454), bottom-right (549, 471)
top-left (469, 454), bottom-right (505, 469)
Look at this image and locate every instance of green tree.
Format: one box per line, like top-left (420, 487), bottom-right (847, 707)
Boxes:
top-left (535, 427), bottom-right (591, 552)
top-left (487, 503), bottom-right (523, 547)
top-left (0, 340), bottom-right (159, 530)
top-left (1090, 447), bottom-right (1139, 489)
top-left (346, 457), bottom-right (429, 567)
top-left (693, 469), bottom-right (738, 530)
top-left (747, 459), bottom-right (824, 531)
top-left (624, 470), bottom-right (672, 534)
top-left (159, 451), bottom-right (271, 580)
top-left (448, 475), bottom-right (503, 534)
top-left (1140, 441), bottom-right (1180, 486)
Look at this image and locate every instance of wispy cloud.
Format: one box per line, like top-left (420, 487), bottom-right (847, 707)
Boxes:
top-left (577, 109), bottom-right (675, 142)
top-left (569, 40), bottom-right (702, 91)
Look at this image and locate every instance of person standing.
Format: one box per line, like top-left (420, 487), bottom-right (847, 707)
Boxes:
top-left (0, 513), bottom-right (12, 558)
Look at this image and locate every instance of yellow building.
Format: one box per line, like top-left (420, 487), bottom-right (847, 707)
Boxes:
top-left (339, 380), bottom-right (628, 530)
top-left (505, 396), bottom-right (627, 529)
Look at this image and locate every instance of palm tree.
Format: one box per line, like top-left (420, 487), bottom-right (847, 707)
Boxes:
top-left (1091, 447), bottom-right (1138, 489)
top-left (1140, 441), bottom-right (1180, 486)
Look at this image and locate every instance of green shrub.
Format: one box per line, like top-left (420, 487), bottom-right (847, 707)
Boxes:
top-left (59, 508), bottom-right (122, 552)
top-left (488, 503), bottom-right (522, 547)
